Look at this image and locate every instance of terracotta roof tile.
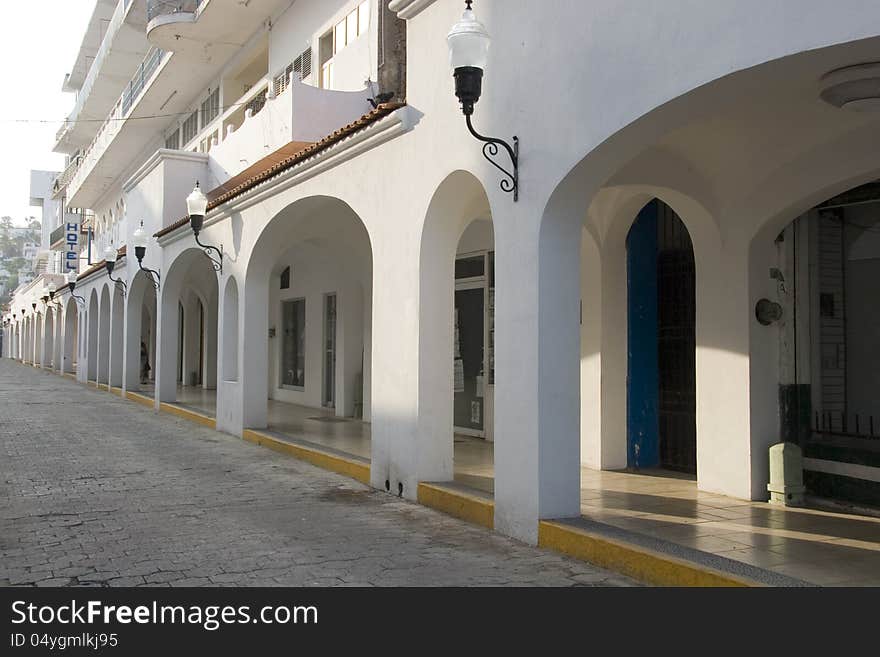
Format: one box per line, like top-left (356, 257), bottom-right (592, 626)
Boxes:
top-left (154, 102), bottom-right (404, 239)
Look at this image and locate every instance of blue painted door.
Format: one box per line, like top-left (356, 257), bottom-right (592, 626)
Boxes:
top-left (626, 201), bottom-right (659, 468)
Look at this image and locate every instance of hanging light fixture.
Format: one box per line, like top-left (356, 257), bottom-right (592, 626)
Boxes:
top-left (132, 221), bottom-right (161, 290)
top-left (186, 181), bottom-right (222, 272)
top-left (103, 243), bottom-right (127, 296)
top-left (447, 0), bottom-right (519, 200)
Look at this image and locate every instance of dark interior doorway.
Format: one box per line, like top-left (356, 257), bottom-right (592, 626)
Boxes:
top-left (627, 199), bottom-right (697, 473)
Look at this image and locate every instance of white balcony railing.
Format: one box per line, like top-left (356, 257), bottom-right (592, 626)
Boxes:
top-left (56, 0), bottom-right (136, 148)
top-left (66, 47), bottom-right (168, 202)
top-left (147, 0), bottom-right (202, 23)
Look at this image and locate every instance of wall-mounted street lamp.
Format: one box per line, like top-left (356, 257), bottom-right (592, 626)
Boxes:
top-left (66, 272), bottom-right (87, 306)
top-left (448, 1), bottom-right (519, 201)
top-left (48, 283), bottom-right (62, 309)
top-left (103, 244), bottom-right (127, 296)
top-left (133, 221), bottom-right (161, 290)
top-left (186, 182), bottom-right (223, 273)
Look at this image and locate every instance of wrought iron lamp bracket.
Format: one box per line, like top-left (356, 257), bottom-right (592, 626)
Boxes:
top-left (195, 233), bottom-right (223, 273)
top-left (465, 113), bottom-right (518, 201)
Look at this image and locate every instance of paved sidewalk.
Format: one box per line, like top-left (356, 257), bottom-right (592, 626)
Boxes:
top-left (0, 360), bottom-right (634, 587)
top-left (173, 382), bottom-right (880, 586)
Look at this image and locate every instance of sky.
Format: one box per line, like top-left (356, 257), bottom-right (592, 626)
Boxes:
top-left (0, 1), bottom-right (95, 225)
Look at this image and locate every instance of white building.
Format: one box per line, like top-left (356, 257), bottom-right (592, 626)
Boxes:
top-left (3, 0), bottom-right (880, 543)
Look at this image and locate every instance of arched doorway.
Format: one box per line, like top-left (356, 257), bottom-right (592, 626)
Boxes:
top-left (63, 298), bottom-right (78, 374)
top-left (98, 284), bottom-right (111, 385)
top-left (87, 290), bottom-right (99, 382)
top-left (157, 248), bottom-right (218, 408)
top-left (418, 171), bottom-right (495, 490)
top-left (125, 270), bottom-right (158, 394)
top-left (242, 196), bottom-right (373, 461)
top-left (756, 181), bottom-right (880, 507)
top-left (44, 307), bottom-right (55, 369)
top-left (625, 199), bottom-right (696, 473)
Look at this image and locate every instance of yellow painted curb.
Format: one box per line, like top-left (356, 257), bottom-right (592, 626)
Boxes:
top-left (87, 381), bottom-right (98, 389)
top-left (63, 373), bottom-right (76, 380)
top-left (538, 520), bottom-right (759, 587)
top-left (417, 482), bottom-right (494, 529)
top-left (160, 403), bottom-right (216, 429)
top-left (242, 429), bottom-right (370, 485)
top-left (126, 391), bottom-right (155, 408)
top-left (109, 386), bottom-right (125, 397)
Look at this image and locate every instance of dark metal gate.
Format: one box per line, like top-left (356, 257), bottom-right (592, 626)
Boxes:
top-left (656, 202), bottom-right (697, 473)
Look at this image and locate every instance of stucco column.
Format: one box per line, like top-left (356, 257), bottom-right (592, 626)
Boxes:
top-left (369, 244), bottom-right (424, 497)
top-left (54, 310), bottom-right (63, 371)
top-left (156, 288), bottom-right (179, 405)
top-left (41, 311), bottom-right (52, 369)
top-left (215, 276), bottom-right (243, 435)
top-left (493, 209), bottom-right (583, 544)
top-left (109, 293), bottom-right (124, 387)
top-left (31, 316), bottom-right (39, 366)
top-left (203, 292), bottom-right (218, 389)
top-left (694, 235), bottom-right (756, 500)
top-left (240, 277), bottom-right (270, 429)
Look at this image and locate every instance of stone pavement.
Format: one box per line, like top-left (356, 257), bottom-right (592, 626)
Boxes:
top-left (0, 360), bottom-right (634, 587)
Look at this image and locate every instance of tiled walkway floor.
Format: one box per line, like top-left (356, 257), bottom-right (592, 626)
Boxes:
top-left (580, 469), bottom-right (880, 586)
top-left (168, 387), bottom-right (880, 586)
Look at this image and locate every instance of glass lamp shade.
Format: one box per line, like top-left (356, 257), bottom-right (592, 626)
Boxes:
top-left (104, 244), bottom-right (117, 263)
top-left (133, 221), bottom-right (149, 249)
top-left (186, 182), bottom-right (208, 218)
top-left (48, 283), bottom-right (56, 294)
top-left (67, 272), bottom-right (77, 286)
top-left (447, 6), bottom-right (490, 71)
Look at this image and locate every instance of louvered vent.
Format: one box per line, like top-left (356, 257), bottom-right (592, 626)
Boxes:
top-left (273, 47), bottom-right (313, 96)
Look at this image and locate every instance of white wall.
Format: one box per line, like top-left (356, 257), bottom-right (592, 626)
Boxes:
top-left (270, 0), bottom-right (376, 91)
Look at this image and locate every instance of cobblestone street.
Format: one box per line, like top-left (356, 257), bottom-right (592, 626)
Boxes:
top-left (0, 361), bottom-right (634, 587)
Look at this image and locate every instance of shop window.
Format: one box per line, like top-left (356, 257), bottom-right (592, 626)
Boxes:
top-left (281, 298), bottom-right (305, 388)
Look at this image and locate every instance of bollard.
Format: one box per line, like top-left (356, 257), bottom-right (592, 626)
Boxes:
top-left (767, 442), bottom-right (805, 506)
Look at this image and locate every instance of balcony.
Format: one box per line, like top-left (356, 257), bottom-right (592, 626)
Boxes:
top-left (54, 0), bottom-right (149, 155)
top-left (66, 47), bottom-right (172, 208)
top-left (147, 0), bottom-right (288, 56)
top-left (51, 156), bottom-right (81, 200)
top-left (207, 76), bottom-right (374, 186)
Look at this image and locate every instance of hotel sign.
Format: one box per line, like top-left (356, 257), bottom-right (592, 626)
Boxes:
top-left (64, 219), bottom-right (80, 274)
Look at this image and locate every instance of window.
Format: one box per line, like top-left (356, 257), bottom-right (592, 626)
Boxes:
top-left (280, 266), bottom-right (290, 289)
top-left (201, 87), bottom-right (220, 126)
top-left (181, 111), bottom-right (198, 145)
top-left (321, 2), bottom-right (369, 89)
top-left (322, 61), bottom-right (334, 89)
top-left (334, 19), bottom-right (346, 54)
top-left (164, 128), bottom-right (180, 150)
top-left (358, 1), bottom-right (370, 35)
top-left (281, 299), bottom-right (305, 388)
